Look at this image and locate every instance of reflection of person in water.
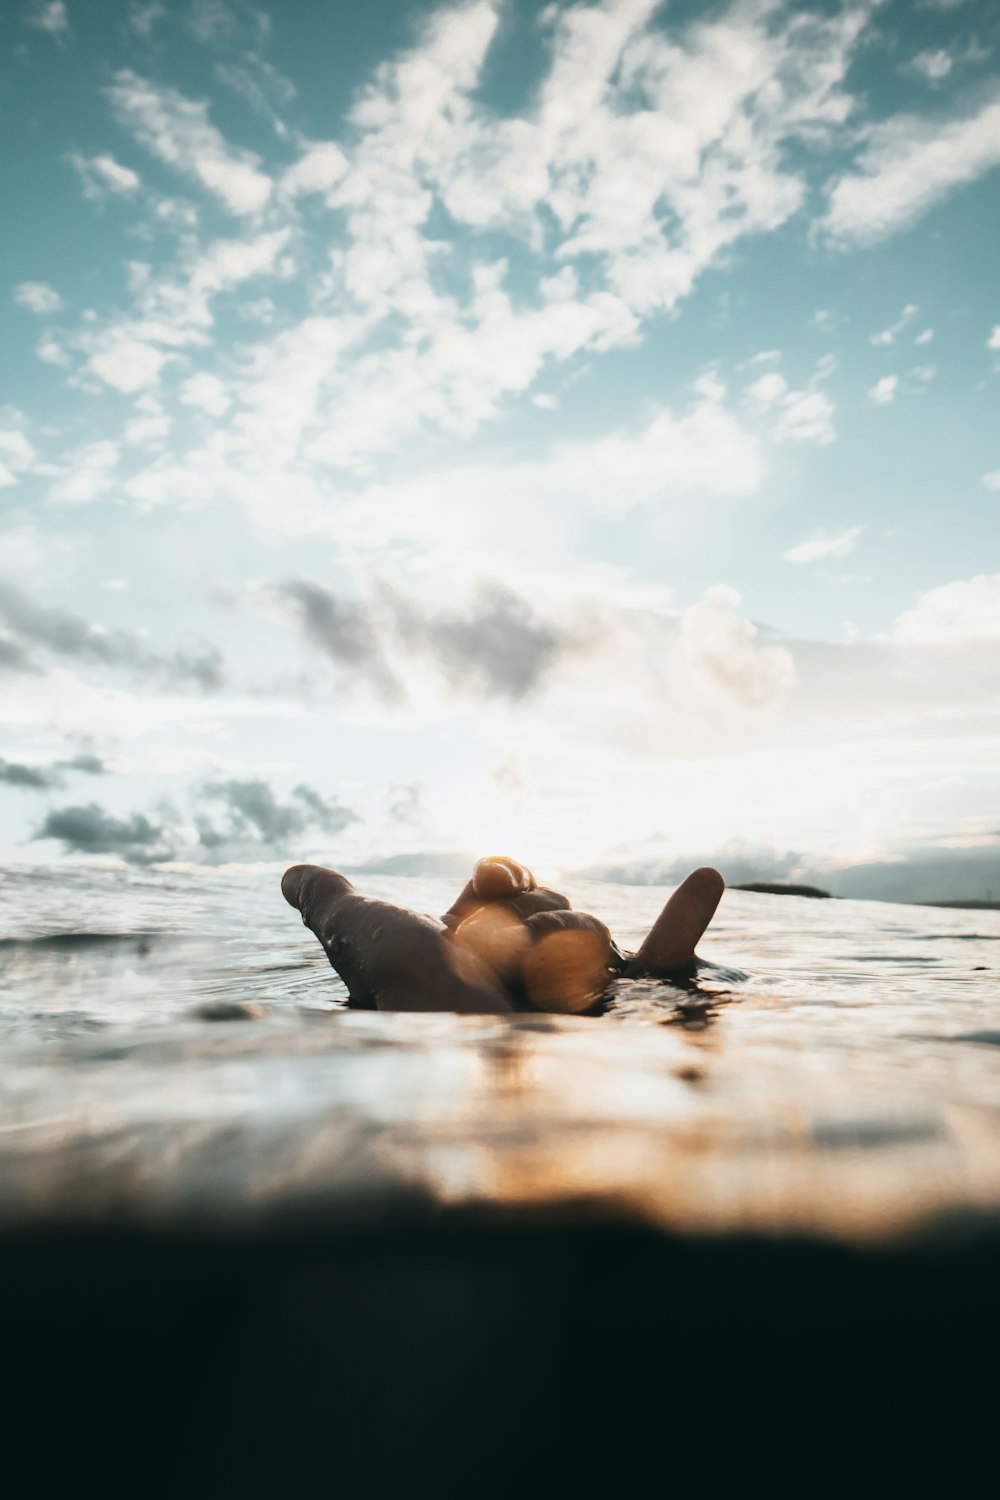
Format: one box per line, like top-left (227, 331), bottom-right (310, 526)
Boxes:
top-left (282, 856), bottom-right (724, 1016)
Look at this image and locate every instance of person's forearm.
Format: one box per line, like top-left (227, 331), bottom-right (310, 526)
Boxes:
top-left (283, 864), bottom-right (511, 1014)
top-left (625, 867), bottom-right (724, 975)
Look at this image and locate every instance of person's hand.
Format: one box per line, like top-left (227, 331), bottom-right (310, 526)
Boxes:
top-left (442, 856), bottom-right (622, 1014)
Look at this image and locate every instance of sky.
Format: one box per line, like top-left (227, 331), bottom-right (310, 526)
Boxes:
top-left (1, 0), bottom-right (998, 899)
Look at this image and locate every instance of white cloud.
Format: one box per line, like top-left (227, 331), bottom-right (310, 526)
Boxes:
top-left (911, 49), bottom-right (953, 81)
top-left (195, 380), bottom-right (765, 559)
top-left (78, 227), bottom-right (290, 396)
top-left (0, 668), bottom-right (306, 740)
top-left (541, 395), bottom-right (763, 517)
top-left (981, 472), bottom-right (1000, 492)
top-left (692, 370), bottom-right (726, 403)
top-left (820, 97), bottom-right (1000, 246)
top-left (988, 325), bottom-right (1000, 350)
top-left (871, 303), bottom-right (918, 345)
top-left (22, 1), bottom-right (68, 33)
top-left (774, 388), bottom-right (835, 445)
top-left (868, 374), bottom-right (898, 405)
top-left (42, 0), bottom-right (877, 496)
top-left (915, 328), bottom-right (934, 345)
top-left (127, 3), bottom-right (164, 37)
top-left (123, 453), bottom-right (218, 510)
top-left (538, 583), bottom-right (797, 761)
top-left (895, 574), bottom-right (1000, 643)
top-left (744, 357), bottom-right (835, 444)
top-left (233, 313), bottom-right (367, 464)
top-left (123, 396), bottom-right (171, 446)
top-left (187, 0), bottom-right (272, 49)
top-left (257, 572), bottom-right (796, 764)
top-left (0, 423), bottom-right (35, 490)
top-left (214, 56), bottom-right (297, 135)
top-left (88, 336), bottom-right (171, 393)
top-left (36, 334), bottom-right (71, 366)
top-left (673, 583), bottom-right (796, 716)
top-left (281, 141), bottom-right (349, 196)
top-left (520, 2), bottom-right (862, 314)
top-left (782, 525), bottom-right (864, 564)
top-left (106, 70), bottom-right (273, 215)
top-left (71, 152), bottom-right (142, 198)
top-left (302, 279), bottom-right (640, 470)
top-left (47, 440), bottom-right (120, 505)
top-left (240, 297), bottom-right (276, 322)
top-left (0, 427), bottom-right (37, 481)
top-left (746, 371), bottom-right (788, 410)
top-left (180, 372), bottom-right (231, 416)
top-left (321, 390), bottom-right (765, 565)
top-left (13, 281), bottom-right (63, 314)
top-left (188, 227), bottom-right (290, 298)
top-left (0, 521), bottom-right (80, 582)
top-left (232, 0), bottom-right (868, 469)
top-left (910, 363), bottom-right (936, 383)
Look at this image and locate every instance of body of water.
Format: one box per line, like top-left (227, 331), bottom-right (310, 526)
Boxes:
top-left (1, 862), bottom-right (998, 1241)
top-left (1, 861), bottom-right (996, 1041)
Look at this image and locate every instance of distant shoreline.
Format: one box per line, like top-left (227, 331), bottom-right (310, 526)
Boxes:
top-left (730, 881), bottom-right (831, 899)
top-left (728, 882), bottom-right (1000, 911)
top-left (919, 899), bottom-right (1000, 911)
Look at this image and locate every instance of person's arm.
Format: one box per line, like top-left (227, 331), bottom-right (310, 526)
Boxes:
top-left (283, 860), bottom-right (724, 1016)
top-left (625, 867), bottom-right (725, 976)
top-left (282, 864), bottom-right (512, 1014)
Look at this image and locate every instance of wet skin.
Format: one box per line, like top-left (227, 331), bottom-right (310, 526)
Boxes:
top-left (282, 857), bottom-right (725, 1016)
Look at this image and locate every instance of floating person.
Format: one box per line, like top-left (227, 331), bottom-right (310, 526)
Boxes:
top-left (281, 857), bottom-right (724, 1015)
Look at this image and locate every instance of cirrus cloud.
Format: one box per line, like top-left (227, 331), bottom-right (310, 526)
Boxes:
top-left (782, 525), bottom-right (864, 565)
top-left (820, 96), bottom-right (1000, 247)
top-left (106, 69), bottom-right (273, 214)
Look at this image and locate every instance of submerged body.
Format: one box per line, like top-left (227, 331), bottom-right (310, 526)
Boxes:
top-left (283, 857), bottom-right (724, 1015)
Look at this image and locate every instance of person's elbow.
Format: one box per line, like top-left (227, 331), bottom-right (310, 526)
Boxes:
top-left (281, 864), bottom-right (310, 907)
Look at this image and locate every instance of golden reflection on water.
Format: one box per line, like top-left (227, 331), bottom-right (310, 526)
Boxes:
top-left (1, 1005), bottom-right (999, 1245)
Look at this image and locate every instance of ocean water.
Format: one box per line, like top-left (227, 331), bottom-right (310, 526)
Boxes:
top-left (1, 861), bottom-right (996, 1039)
top-left (1, 861), bottom-right (999, 1239)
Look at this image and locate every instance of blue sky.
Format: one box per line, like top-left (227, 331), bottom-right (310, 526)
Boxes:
top-left (1, 0), bottom-right (998, 896)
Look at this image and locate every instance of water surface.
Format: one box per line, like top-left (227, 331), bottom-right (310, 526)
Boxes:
top-left (2, 863), bottom-right (998, 1242)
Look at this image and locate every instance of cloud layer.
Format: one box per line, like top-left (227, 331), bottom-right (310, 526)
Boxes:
top-left (2, 0), bottom-right (998, 883)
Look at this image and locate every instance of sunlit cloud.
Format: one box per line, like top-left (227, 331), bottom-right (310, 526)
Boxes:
top-left (782, 526), bottom-right (864, 564)
top-left (894, 573), bottom-right (1000, 643)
